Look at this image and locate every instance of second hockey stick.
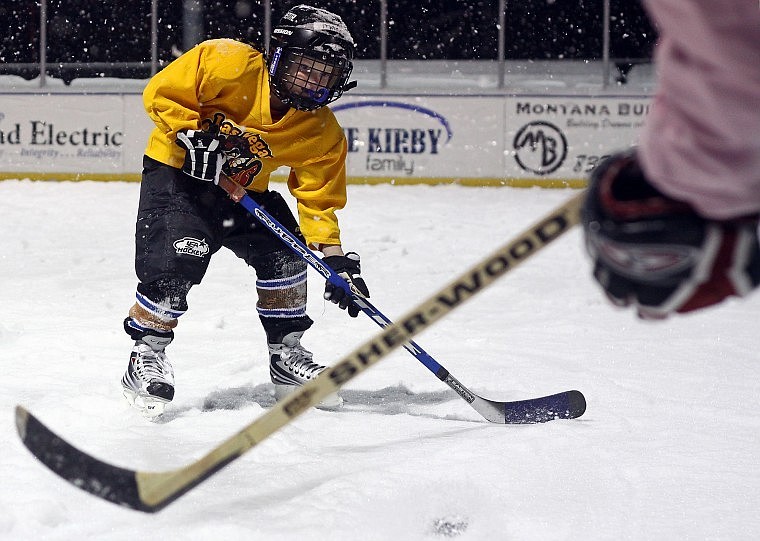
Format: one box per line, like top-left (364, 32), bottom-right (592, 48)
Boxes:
top-left (217, 175), bottom-right (585, 424)
top-left (16, 189), bottom-right (585, 512)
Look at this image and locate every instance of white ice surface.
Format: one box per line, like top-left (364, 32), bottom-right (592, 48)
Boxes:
top-left (2, 180), bottom-right (758, 540)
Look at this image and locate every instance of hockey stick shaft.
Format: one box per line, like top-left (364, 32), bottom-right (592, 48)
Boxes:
top-left (216, 177), bottom-right (449, 372)
top-left (16, 189), bottom-right (584, 512)
top-left (218, 175), bottom-right (579, 423)
top-left (217, 177), bottom-right (444, 367)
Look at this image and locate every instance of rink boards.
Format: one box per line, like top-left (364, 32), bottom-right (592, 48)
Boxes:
top-left (0, 91), bottom-right (651, 187)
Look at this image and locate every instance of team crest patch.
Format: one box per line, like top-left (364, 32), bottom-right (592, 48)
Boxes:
top-left (173, 237), bottom-right (209, 258)
top-left (202, 112), bottom-right (273, 188)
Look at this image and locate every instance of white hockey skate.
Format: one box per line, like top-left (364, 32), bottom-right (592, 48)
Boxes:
top-left (121, 341), bottom-right (175, 418)
top-left (269, 332), bottom-right (342, 409)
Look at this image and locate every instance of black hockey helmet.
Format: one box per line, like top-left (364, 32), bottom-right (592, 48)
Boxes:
top-left (267, 4), bottom-right (356, 112)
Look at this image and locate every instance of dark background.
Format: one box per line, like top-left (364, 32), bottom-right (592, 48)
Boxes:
top-left (1, 1), bottom-right (656, 83)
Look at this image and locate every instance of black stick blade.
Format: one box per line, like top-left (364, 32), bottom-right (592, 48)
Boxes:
top-left (503, 390), bottom-right (586, 424)
top-left (15, 406), bottom-right (154, 512)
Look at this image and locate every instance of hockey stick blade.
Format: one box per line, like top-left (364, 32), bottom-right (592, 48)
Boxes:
top-left (218, 175), bottom-right (584, 424)
top-left (471, 389), bottom-right (586, 424)
top-left (15, 405), bottom-right (228, 512)
top-left (16, 190), bottom-right (585, 512)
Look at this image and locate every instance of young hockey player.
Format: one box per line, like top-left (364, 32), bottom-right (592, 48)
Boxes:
top-left (582, 0), bottom-right (760, 319)
top-left (121, 4), bottom-right (369, 416)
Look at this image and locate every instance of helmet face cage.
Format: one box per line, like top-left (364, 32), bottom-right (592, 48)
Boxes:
top-left (267, 8), bottom-right (356, 112)
top-left (269, 45), bottom-right (353, 111)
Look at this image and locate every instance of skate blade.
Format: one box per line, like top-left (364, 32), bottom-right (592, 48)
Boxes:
top-left (122, 388), bottom-right (169, 419)
top-left (274, 384), bottom-right (343, 410)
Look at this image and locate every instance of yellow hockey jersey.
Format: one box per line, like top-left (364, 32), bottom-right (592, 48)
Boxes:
top-left (142, 38), bottom-right (348, 247)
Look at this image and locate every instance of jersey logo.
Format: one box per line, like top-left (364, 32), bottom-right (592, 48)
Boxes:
top-left (202, 113), bottom-right (274, 188)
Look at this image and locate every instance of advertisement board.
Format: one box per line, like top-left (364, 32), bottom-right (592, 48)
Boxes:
top-left (0, 94), bottom-right (150, 179)
top-left (334, 95), bottom-right (650, 186)
top-left (505, 97), bottom-right (650, 184)
top-left (0, 92), bottom-right (650, 186)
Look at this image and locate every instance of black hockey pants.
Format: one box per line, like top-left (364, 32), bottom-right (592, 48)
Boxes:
top-left (132, 156), bottom-right (312, 337)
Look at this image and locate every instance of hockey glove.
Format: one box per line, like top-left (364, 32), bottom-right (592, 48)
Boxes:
top-left (175, 130), bottom-right (226, 184)
top-left (323, 252), bottom-right (370, 318)
top-left (582, 151), bottom-right (760, 319)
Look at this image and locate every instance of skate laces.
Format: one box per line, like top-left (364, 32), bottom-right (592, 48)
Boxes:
top-left (279, 344), bottom-right (324, 379)
top-left (133, 344), bottom-right (173, 383)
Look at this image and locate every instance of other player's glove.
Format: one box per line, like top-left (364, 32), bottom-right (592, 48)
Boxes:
top-left (323, 252), bottom-right (370, 318)
top-left (582, 151), bottom-right (760, 319)
top-left (175, 130), bottom-right (226, 184)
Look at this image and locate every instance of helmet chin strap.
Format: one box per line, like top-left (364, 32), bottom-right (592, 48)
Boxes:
top-left (306, 87), bottom-right (330, 104)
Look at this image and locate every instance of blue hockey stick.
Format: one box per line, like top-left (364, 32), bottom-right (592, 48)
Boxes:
top-left (218, 175), bottom-right (585, 424)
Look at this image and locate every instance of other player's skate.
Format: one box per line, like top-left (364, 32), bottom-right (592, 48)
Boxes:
top-left (269, 331), bottom-right (343, 409)
top-left (121, 341), bottom-right (175, 418)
